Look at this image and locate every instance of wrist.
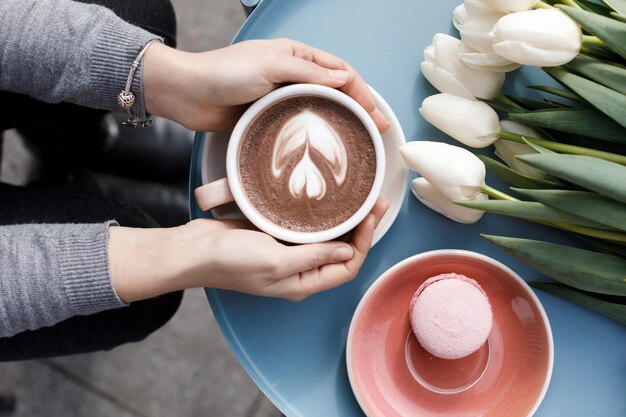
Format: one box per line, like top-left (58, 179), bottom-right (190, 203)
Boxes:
top-left (142, 43), bottom-right (194, 123)
top-left (108, 225), bottom-right (192, 302)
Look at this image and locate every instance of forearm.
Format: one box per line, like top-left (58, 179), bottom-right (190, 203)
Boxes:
top-left (0, 0), bottom-right (159, 116)
top-left (0, 222), bottom-right (125, 338)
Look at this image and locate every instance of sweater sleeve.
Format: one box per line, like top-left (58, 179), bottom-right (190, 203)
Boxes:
top-left (0, 222), bottom-right (127, 338)
top-left (0, 0), bottom-right (161, 118)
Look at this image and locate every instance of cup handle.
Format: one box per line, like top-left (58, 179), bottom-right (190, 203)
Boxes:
top-left (194, 178), bottom-right (234, 211)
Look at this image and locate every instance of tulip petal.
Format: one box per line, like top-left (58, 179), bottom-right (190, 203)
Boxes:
top-left (412, 178), bottom-right (487, 224)
top-left (461, 10), bottom-right (506, 52)
top-left (420, 61), bottom-right (474, 99)
top-left (399, 141), bottom-right (485, 201)
top-left (479, 0), bottom-right (536, 13)
top-left (419, 93), bottom-right (500, 148)
top-left (490, 9), bottom-right (582, 67)
top-left (458, 47), bottom-right (521, 73)
top-left (421, 35), bottom-right (505, 99)
top-left (453, 3), bottom-right (466, 31)
top-left (492, 40), bottom-right (578, 67)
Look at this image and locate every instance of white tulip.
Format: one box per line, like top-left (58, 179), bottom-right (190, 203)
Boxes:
top-left (412, 178), bottom-right (487, 224)
top-left (421, 34), bottom-right (505, 99)
top-left (491, 9), bottom-right (582, 67)
top-left (464, 0), bottom-right (493, 15)
top-left (495, 120), bottom-right (549, 178)
top-left (399, 141), bottom-right (486, 201)
top-left (458, 42), bottom-right (521, 73)
top-left (453, 4), bottom-right (467, 30)
top-left (419, 93), bottom-right (500, 148)
top-left (478, 0), bottom-right (536, 13)
top-left (460, 8), bottom-right (506, 53)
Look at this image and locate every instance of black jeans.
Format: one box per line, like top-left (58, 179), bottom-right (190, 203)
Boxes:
top-left (0, 0), bottom-right (182, 362)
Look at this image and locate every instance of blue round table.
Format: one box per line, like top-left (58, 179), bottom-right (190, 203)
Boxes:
top-left (189, 1), bottom-right (626, 415)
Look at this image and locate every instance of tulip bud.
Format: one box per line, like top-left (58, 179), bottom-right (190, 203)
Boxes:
top-left (453, 4), bottom-right (467, 30)
top-left (419, 93), bottom-right (500, 148)
top-left (491, 9), bottom-right (582, 67)
top-left (495, 121), bottom-right (549, 178)
top-left (421, 34), bottom-right (505, 99)
top-left (399, 141), bottom-right (486, 201)
top-left (412, 177), bottom-right (487, 224)
top-left (458, 42), bottom-right (521, 73)
top-left (460, 8), bottom-right (506, 53)
top-left (478, 0), bottom-right (536, 13)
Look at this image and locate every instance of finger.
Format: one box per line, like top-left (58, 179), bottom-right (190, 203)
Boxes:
top-left (268, 198), bottom-right (390, 300)
top-left (315, 197), bottom-right (390, 281)
top-left (268, 57), bottom-right (352, 88)
top-left (275, 241), bottom-right (355, 277)
top-left (287, 41), bottom-right (390, 133)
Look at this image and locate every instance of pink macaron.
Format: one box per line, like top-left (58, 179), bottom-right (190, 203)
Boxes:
top-left (409, 273), bottom-right (493, 360)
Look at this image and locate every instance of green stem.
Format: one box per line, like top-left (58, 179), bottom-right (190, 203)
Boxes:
top-left (534, 0), bottom-right (554, 9)
top-left (611, 12), bottom-right (626, 23)
top-left (497, 130), bottom-right (626, 165)
top-left (481, 184), bottom-right (520, 201)
top-left (582, 35), bottom-right (606, 48)
top-left (560, 0), bottom-right (582, 9)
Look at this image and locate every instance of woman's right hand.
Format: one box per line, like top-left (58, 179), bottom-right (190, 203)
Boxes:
top-left (108, 198), bottom-right (389, 302)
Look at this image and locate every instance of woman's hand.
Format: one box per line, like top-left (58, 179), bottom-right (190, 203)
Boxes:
top-left (142, 38), bottom-right (390, 132)
top-left (109, 198), bottom-right (389, 302)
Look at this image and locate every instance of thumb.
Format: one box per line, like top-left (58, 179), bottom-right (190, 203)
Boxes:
top-left (277, 242), bottom-right (354, 276)
top-left (271, 57), bottom-right (351, 88)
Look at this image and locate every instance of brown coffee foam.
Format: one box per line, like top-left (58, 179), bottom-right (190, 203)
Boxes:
top-left (239, 96), bottom-right (376, 233)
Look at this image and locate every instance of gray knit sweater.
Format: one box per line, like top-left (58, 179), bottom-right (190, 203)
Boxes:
top-left (0, 0), bottom-right (161, 337)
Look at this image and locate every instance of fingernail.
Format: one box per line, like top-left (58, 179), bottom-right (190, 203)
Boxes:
top-left (332, 246), bottom-right (354, 261)
top-left (329, 69), bottom-right (350, 82)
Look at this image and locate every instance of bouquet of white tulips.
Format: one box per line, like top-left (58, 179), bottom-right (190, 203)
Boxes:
top-left (402, 0), bottom-right (626, 325)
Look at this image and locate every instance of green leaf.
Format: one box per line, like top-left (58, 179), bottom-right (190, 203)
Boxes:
top-left (482, 235), bottom-right (626, 295)
top-left (481, 99), bottom-right (526, 114)
top-left (602, 0), bottom-right (626, 15)
top-left (531, 282), bottom-right (626, 325)
top-left (567, 54), bottom-right (626, 96)
top-left (544, 67), bottom-right (626, 129)
top-left (577, 235), bottom-right (626, 258)
top-left (527, 85), bottom-right (584, 102)
top-left (512, 189), bottom-right (626, 232)
top-left (478, 155), bottom-right (563, 189)
top-left (578, 0), bottom-right (614, 16)
top-left (518, 154), bottom-right (626, 203)
top-left (507, 95), bottom-right (566, 110)
top-left (559, 6), bottom-right (626, 60)
top-left (458, 199), bottom-right (612, 229)
top-left (510, 109), bottom-right (626, 145)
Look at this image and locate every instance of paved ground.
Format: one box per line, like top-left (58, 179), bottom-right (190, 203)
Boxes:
top-left (0, 1), bottom-right (282, 416)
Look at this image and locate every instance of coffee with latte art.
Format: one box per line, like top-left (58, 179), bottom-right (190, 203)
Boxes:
top-left (239, 96), bottom-right (376, 232)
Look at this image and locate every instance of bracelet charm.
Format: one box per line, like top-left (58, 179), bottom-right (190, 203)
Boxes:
top-left (118, 38), bottom-right (162, 128)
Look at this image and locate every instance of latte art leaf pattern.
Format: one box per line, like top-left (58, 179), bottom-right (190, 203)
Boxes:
top-left (272, 110), bottom-right (348, 200)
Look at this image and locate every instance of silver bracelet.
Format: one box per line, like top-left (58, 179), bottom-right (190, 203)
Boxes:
top-left (117, 38), bottom-right (163, 127)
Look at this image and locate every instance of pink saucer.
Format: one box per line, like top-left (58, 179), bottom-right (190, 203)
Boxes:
top-left (346, 250), bottom-right (553, 417)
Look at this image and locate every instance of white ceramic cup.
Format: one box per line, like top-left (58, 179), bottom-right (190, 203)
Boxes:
top-left (194, 84), bottom-right (386, 244)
